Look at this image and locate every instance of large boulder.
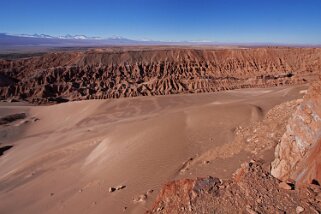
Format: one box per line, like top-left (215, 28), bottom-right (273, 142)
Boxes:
top-left (271, 79), bottom-right (321, 185)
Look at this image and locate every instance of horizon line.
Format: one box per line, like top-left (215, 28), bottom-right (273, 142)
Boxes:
top-left (1, 32), bottom-right (321, 47)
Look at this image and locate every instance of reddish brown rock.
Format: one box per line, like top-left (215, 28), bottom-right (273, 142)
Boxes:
top-left (271, 80), bottom-right (321, 185)
top-left (1, 47), bottom-right (321, 104)
top-left (148, 161), bottom-right (321, 213)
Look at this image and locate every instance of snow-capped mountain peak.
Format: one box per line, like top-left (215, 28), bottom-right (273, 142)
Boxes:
top-left (5, 33), bottom-right (102, 40)
top-left (58, 34), bottom-right (96, 40)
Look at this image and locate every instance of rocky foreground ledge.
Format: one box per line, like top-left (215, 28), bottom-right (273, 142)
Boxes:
top-left (148, 79), bottom-right (321, 213)
top-left (149, 161), bottom-right (321, 213)
top-left (271, 80), bottom-right (321, 185)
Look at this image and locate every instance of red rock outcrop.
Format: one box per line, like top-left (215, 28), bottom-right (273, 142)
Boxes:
top-left (0, 47), bottom-right (321, 103)
top-left (271, 80), bottom-right (321, 185)
top-left (148, 80), bottom-right (321, 213)
top-left (149, 161), bottom-right (321, 213)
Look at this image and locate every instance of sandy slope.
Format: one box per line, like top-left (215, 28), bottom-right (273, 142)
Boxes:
top-left (0, 85), bottom-right (306, 214)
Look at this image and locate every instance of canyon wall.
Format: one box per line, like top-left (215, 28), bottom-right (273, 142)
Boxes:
top-left (0, 47), bottom-right (321, 103)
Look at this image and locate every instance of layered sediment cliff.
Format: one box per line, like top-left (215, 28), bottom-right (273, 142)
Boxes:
top-left (1, 47), bottom-right (320, 103)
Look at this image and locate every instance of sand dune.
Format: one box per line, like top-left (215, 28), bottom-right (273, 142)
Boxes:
top-left (0, 84), bottom-right (306, 213)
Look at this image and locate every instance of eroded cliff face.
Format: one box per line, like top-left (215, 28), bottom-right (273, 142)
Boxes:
top-left (0, 48), bottom-right (320, 103)
top-left (271, 80), bottom-right (321, 185)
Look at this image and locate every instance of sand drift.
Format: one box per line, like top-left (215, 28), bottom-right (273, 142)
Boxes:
top-left (0, 85), bottom-right (307, 213)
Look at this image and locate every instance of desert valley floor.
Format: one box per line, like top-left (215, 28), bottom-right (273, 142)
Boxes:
top-left (0, 47), bottom-right (321, 213)
top-left (0, 84), bottom-right (307, 213)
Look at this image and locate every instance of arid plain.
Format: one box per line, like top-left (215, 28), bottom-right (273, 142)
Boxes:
top-left (0, 47), bottom-right (321, 213)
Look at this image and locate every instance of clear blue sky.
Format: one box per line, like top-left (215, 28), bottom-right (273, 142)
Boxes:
top-left (1, 0), bottom-right (321, 44)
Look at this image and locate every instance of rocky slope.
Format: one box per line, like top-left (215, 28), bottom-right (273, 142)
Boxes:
top-left (0, 47), bottom-right (321, 103)
top-left (148, 80), bottom-right (321, 213)
top-left (149, 161), bottom-right (321, 214)
top-left (271, 79), bottom-right (321, 185)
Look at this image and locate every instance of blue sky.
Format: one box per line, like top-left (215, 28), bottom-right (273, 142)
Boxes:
top-left (1, 0), bottom-right (321, 44)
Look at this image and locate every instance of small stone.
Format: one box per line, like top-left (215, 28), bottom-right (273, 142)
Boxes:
top-left (109, 187), bottom-right (116, 193)
top-left (156, 207), bottom-right (164, 212)
top-left (310, 185), bottom-right (321, 193)
top-left (305, 116), bottom-right (312, 124)
top-left (79, 189), bottom-right (83, 193)
top-left (296, 206), bottom-right (304, 213)
top-left (133, 194), bottom-right (147, 203)
top-left (305, 107), bottom-right (312, 114)
top-left (32, 117), bottom-right (39, 122)
top-left (123, 206), bottom-right (127, 212)
top-left (147, 189), bottom-right (154, 194)
top-left (116, 185), bottom-right (126, 190)
top-left (316, 194), bottom-right (321, 202)
top-left (278, 181), bottom-right (292, 190)
top-left (246, 206), bottom-right (257, 214)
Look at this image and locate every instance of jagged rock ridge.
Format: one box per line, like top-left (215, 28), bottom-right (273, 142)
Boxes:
top-left (0, 47), bottom-right (321, 103)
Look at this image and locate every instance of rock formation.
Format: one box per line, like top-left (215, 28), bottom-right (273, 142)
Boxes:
top-left (148, 79), bottom-right (321, 213)
top-left (271, 80), bottom-right (321, 185)
top-left (149, 161), bottom-right (321, 213)
top-left (0, 47), bottom-right (321, 103)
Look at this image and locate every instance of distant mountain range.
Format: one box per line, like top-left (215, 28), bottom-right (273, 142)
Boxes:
top-left (0, 33), bottom-right (153, 48)
top-left (12, 33), bottom-right (102, 40)
top-left (1, 33), bottom-right (317, 52)
top-left (2, 33), bottom-right (246, 53)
